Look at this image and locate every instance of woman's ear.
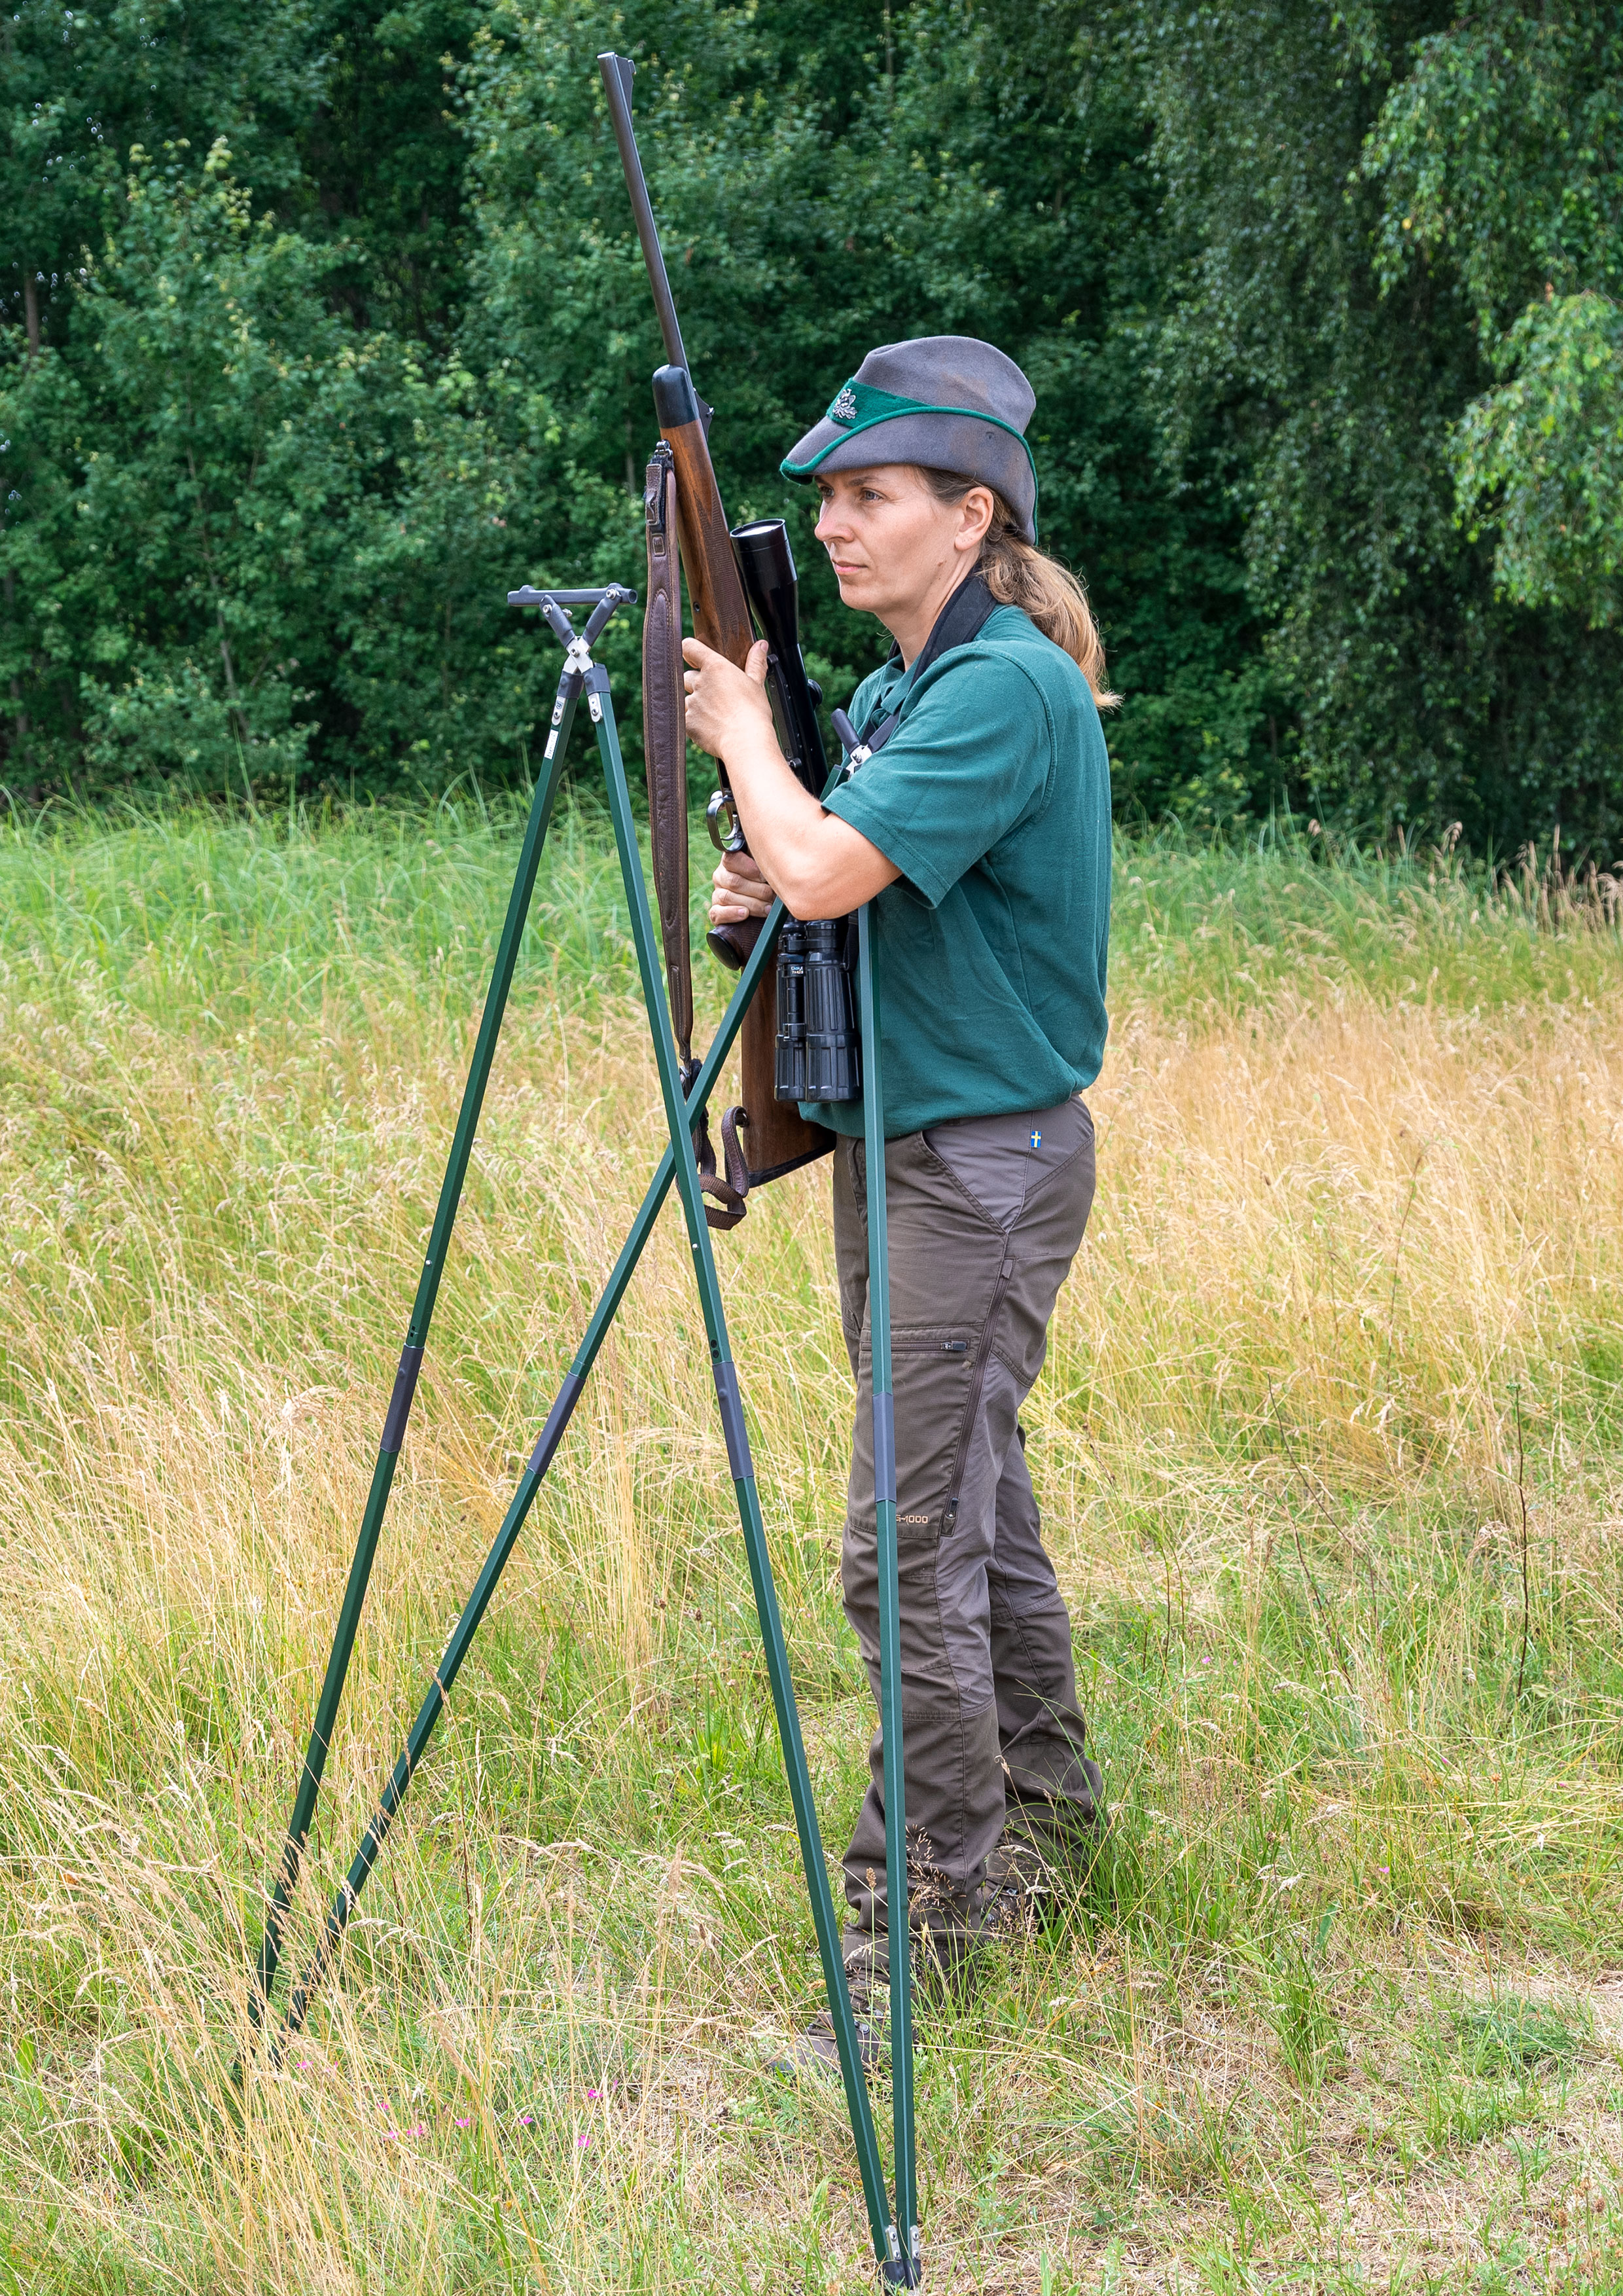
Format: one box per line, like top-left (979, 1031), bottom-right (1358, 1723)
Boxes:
top-left (956, 484), bottom-right (996, 554)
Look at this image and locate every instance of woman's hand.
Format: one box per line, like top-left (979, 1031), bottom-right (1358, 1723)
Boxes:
top-left (710, 851), bottom-right (773, 926)
top-left (684, 636), bottom-right (775, 758)
top-left (688, 635), bottom-right (785, 924)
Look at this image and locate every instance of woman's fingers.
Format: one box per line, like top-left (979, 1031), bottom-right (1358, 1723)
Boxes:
top-left (710, 853), bottom-right (772, 922)
top-left (683, 637), bottom-right (776, 757)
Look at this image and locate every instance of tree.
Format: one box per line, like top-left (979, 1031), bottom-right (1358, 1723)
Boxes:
top-left (1, 141), bottom-right (552, 796)
top-left (1136, 0), bottom-right (1623, 850)
top-left (1364, 5), bottom-right (1623, 632)
top-left (0, 1), bottom-right (325, 354)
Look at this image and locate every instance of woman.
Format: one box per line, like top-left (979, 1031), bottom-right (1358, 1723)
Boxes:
top-left (683, 336), bottom-right (1111, 2052)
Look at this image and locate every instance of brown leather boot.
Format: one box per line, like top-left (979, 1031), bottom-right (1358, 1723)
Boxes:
top-left (777, 1939), bottom-right (911, 2080)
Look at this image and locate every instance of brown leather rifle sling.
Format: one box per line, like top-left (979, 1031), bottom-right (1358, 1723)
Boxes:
top-left (641, 446), bottom-right (694, 1063)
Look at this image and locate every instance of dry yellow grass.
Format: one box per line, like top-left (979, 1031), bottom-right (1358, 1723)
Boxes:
top-left (1, 808), bottom-right (1621, 2291)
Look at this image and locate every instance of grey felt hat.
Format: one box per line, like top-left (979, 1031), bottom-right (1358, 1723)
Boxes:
top-left (780, 334), bottom-right (1039, 542)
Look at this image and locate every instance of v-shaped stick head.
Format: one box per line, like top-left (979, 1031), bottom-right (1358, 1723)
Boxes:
top-left (507, 584), bottom-right (637, 655)
top-left (507, 586), bottom-right (629, 607)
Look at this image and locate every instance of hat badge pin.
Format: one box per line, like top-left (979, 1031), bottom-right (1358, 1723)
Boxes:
top-left (830, 385), bottom-right (859, 426)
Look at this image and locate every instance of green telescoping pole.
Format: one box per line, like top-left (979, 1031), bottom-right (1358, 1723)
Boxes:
top-left (279, 888), bottom-right (784, 2041)
top-left (248, 666), bottom-right (584, 2025)
top-left (586, 670), bottom-right (899, 2276)
top-left (857, 899), bottom-right (922, 2286)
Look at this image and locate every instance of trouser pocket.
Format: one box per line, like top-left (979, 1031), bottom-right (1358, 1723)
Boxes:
top-left (842, 1323), bottom-right (982, 1704)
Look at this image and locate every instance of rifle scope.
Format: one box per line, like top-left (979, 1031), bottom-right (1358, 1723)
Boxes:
top-left (729, 519), bottom-right (827, 801)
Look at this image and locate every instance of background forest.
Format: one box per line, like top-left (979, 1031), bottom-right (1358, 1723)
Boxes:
top-left (1, 1), bottom-right (1619, 850)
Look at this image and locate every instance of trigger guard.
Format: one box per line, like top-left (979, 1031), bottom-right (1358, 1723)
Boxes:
top-left (707, 786), bottom-right (746, 855)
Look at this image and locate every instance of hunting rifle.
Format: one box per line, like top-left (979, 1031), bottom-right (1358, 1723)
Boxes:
top-left (600, 48), bottom-right (837, 1205)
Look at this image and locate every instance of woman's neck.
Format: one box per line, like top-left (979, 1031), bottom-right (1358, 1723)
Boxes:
top-left (884, 556), bottom-right (981, 668)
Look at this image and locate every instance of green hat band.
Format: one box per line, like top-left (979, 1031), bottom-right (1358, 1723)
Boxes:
top-left (781, 376), bottom-right (1039, 520)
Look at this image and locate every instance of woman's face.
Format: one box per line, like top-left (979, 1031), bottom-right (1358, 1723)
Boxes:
top-left (813, 465), bottom-right (993, 624)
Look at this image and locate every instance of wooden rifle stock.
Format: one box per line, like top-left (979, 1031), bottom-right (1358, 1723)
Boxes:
top-left (651, 365), bottom-right (753, 665)
top-left (651, 365), bottom-right (759, 972)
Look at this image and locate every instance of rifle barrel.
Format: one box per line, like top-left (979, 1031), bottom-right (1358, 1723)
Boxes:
top-left (597, 52), bottom-right (688, 374)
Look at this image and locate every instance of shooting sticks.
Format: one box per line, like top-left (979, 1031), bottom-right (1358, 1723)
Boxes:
top-left (245, 588), bottom-right (923, 2285)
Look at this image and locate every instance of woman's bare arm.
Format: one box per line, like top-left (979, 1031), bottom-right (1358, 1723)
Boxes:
top-left (684, 637), bottom-right (900, 919)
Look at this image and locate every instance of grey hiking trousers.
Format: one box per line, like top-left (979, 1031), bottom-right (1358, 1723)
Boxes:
top-left (833, 1095), bottom-right (1103, 1962)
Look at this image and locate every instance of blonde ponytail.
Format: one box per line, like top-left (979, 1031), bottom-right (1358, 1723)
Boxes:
top-left (920, 470), bottom-right (1119, 708)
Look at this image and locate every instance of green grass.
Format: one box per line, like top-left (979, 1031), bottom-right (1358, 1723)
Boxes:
top-left (3, 796), bottom-right (1614, 1035)
top-left (1, 795), bottom-right (1622, 2291)
top-left (1110, 824), bottom-right (1623, 1017)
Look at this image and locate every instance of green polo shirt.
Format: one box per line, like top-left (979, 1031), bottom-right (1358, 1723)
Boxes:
top-left (801, 602), bottom-right (1111, 1140)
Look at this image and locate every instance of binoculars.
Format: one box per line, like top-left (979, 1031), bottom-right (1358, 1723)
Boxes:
top-left (774, 917), bottom-right (861, 1103)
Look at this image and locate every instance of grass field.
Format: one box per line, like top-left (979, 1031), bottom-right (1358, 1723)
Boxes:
top-left (3, 794), bottom-right (1623, 2293)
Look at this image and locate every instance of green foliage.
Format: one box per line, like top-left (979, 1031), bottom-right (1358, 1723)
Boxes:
top-left (1, 140), bottom-right (552, 795)
top-left (1362, 6), bottom-right (1623, 339)
top-left (1454, 291), bottom-right (1623, 628)
top-left (298, 1), bottom-right (480, 342)
top-left (1141, 0), bottom-right (1623, 851)
top-left (1365, 7), bottom-right (1623, 630)
top-left (0, 0), bottom-right (327, 338)
top-left (0, 0), bottom-right (1274, 816)
top-left (1, 1), bottom-right (1620, 840)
